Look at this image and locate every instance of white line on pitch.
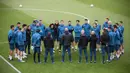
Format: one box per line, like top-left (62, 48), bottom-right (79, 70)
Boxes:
top-left (0, 55), bottom-right (21, 73)
top-left (0, 41), bottom-right (8, 44)
top-left (0, 8), bottom-right (90, 23)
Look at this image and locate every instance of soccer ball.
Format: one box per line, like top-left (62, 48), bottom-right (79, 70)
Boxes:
top-left (19, 4), bottom-right (23, 8)
top-left (90, 4), bottom-right (94, 8)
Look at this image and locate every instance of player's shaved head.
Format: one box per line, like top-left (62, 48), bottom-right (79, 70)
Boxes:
top-left (65, 28), bottom-right (68, 31)
top-left (81, 30), bottom-right (85, 35)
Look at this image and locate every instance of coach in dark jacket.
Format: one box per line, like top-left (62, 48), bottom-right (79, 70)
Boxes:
top-left (89, 31), bottom-right (97, 63)
top-left (25, 25), bottom-right (31, 54)
top-left (61, 28), bottom-right (74, 62)
top-left (78, 30), bottom-right (88, 63)
top-left (44, 32), bottom-right (54, 63)
top-left (54, 20), bottom-right (59, 41)
top-left (100, 29), bottom-right (110, 64)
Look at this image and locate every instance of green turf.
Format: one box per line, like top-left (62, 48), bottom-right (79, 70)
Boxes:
top-left (76, 0), bottom-right (130, 17)
top-left (0, 57), bottom-right (17, 73)
top-left (0, 0), bottom-right (130, 73)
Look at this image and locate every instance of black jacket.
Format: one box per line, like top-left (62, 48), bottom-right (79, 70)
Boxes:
top-left (44, 36), bottom-right (54, 49)
top-left (89, 34), bottom-right (97, 49)
top-left (54, 23), bottom-right (59, 35)
top-left (62, 32), bottom-right (74, 46)
top-left (78, 35), bottom-right (88, 49)
top-left (100, 32), bottom-right (109, 46)
top-left (26, 29), bottom-right (31, 41)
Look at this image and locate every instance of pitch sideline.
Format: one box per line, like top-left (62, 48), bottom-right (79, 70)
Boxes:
top-left (0, 55), bottom-right (21, 73)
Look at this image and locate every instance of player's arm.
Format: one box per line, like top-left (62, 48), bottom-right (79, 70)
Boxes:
top-left (8, 32), bottom-right (12, 43)
top-left (71, 34), bottom-right (75, 47)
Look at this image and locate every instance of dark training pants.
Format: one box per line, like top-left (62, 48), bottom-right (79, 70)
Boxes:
top-left (78, 47), bottom-right (88, 63)
top-left (90, 48), bottom-right (96, 62)
top-left (25, 40), bottom-right (31, 54)
top-left (101, 45), bottom-right (110, 63)
top-left (62, 45), bottom-right (71, 62)
top-left (33, 47), bottom-right (40, 63)
top-left (44, 48), bottom-right (54, 63)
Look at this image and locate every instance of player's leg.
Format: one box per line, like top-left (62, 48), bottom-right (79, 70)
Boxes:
top-left (53, 37), bottom-right (56, 53)
top-left (58, 38), bottom-right (62, 53)
top-left (121, 39), bottom-right (124, 54)
top-left (90, 48), bottom-right (93, 63)
top-left (109, 45), bottom-right (112, 60)
top-left (37, 47), bottom-right (41, 63)
top-left (116, 45), bottom-right (120, 59)
top-left (19, 46), bottom-right (25, 62)
top-left (67, 46), bottom-right (72, 62)
top-left (14, 43), bottom-right (18, 58)
top-left (8, 43), bottom-right (15, 60)
top-left (44, 48), bottom-right (49, 63)
top-left (62, 46), bottom-right (66, 62)
top-left (28, 40), bottom-right (31, 54)
top-left (84, 48), bottom-right (88, 63)
top-left (78, 47), bottom-right (82, 63)
top-left (25, 42), bottom-right (27, 54)
top-left (96, 37), bottom-right (101, 53)
top-left (56, 39), bottom-right (59, 50)
top-left (24, 41), bottom-right (27, 55)
top-left (33, 47), bottom-right (36, 63)
top-left (111, 45), bottom-right (115, 60)
top-left (106, 46), bottom-right (110, 62)
top-left (56, 34), bottom-right (59, 50)
top-left (74, 37), bottom-right (79, 51)
top-left (101, 46), bottom-right (105, 64)
top-left (120, 39), bottom-right (124, 54)
top-left (50, 48), bottom-right (54, 63)
top-left (93, 48), bottom-right (96, 63)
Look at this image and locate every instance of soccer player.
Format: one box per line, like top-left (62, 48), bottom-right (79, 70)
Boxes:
top-left (102, 18), bottom-right (109, 29)
top-left (118, 21), bottom-right (124, 54)
top-left (35, 23), bottom-right (43, 52)
top-left (32, 29), bottom-right (41, 63)
top-left (45, 23), bottom-right (55, 53)
top-left (14, 22), bottom-right (21, 58)
top-left (78, 30), bottom-right (88, 63)
top-left (30, 20), bottom-right (37, 36)
top-left (66, 20), bottom-right (74, 34)
top-left (26, 25), bottom-right (31, 54)
top-left (54, 20), bottom-right (60, 52)
top-left (45, 23), bottom-right (55, 38)
top-left (89, 31), bottom-right (97, 63)
top-left (14, 22), bottom-right (21, 31)
top-left (74, 20), bottom-right (82, 50)
top-left (100, 29), bottom-right (110, 64)
top-left (17, 28), bottom-right (25, 62)
top-left (61, 28), bottom-right (74, 62)
top-left (35, 23), bottom-right (43, 37)
top-left (108, 21), bottom-right (114, 31)
top-left (54, 20), bottom-right (59, 41)
top-left (91, 22), bottom-right (101, 52)
top-left (94, 20), bottom-right (101, 52)
top-left (108, 27), bottom-right (116, 60)
top-left (22, 24), bottom-right (27, 58)
top-left (39, 20), bottom-right (46, 41)
top-left (44, 32), bottom-right (54, 63)
top-left (113, 25), bottom-right (121, 59)
top-left (57, 20), bottom-right (66, 52)
top-left (82, 19), bottom-right (91, 39)
top-left (8, 25), bottom-right (15, 60)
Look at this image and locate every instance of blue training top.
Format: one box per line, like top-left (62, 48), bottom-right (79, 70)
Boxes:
top-left (74, 24), bottom-right (82, 37)
top-left (32, 32), bottom-right (41, 47)
top-left (8, 29), bottom-right (15, 44)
